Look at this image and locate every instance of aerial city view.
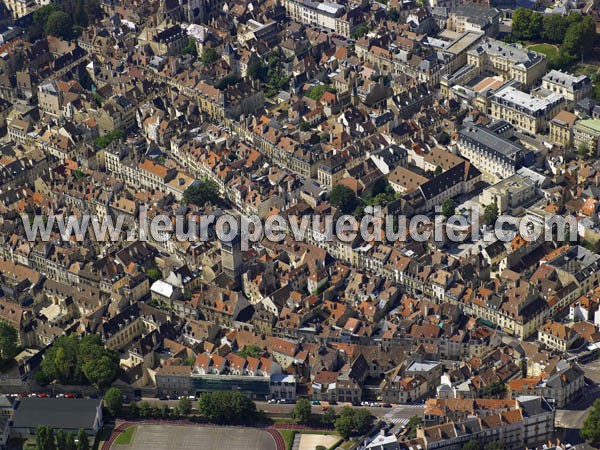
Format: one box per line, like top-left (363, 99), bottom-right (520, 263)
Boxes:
top-left (4, 0), bottom-right (600, 449)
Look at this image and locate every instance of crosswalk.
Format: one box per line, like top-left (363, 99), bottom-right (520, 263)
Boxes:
top-left (386, 417), bottom-right (409, 426)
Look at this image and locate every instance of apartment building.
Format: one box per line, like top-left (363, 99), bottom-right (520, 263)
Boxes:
top-left (549, 111), bottom-right (577, 146)
top-left (281, 0), bottom-right (355, 37)
top-left (479, 172), bottom-right (537, 214)
top-left (490, 85), bottom-right (565, 135)
top-left (542, 70), bottom-right (593, 108)
top-left (572, 119), bottom-right (600, 156)
top-left (456, 121), bottom-right (528, 183)
top-left (446, 5), bottom-right (500, 37)
top-left (467, 38), bottom-right (547, 87)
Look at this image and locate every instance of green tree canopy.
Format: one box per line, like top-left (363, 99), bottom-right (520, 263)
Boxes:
top-left (463, 440), bottom-right (482, 450)
top-left (201, 48), bottom-right (219, 65)
top-left (482, 381), bottom-right (507, 399)
top-left (0, 322), bottom-right (18, 365)
top-left (33, 4), bottom-right (61, 25)
top-left (542, 14), bottom-right (570, 43)
top-left (563, 16), bottom-right (596, 57)
top-left (197, 391), bottom-right (257, 424)
top-left (183, 179), bottom-right (219, 206)
top-left (292, 398), bottom-right (312, 424)
top-left (407, 415), bottom-right (423, 439)
top-left (335, 414), bottom-right (354, 440)
top-left (56, 430), bottom-right (67, 450)
top-left (65, 433), bottom-right (76, 450)
top-left (36, 425), bottom-right (56, 450)
top-left (38, 334), bottom-right (118, 388)
top-left (104, 387), bottom-right (123, 416)
top-left (330, 185), bottom-right (358, 214)
top-left (483, 203), bottom-right (499, 227)
top-left (76, 429), bottom-right (89, 450)
top-left (182, 38), bottom-right (197, 56)
top-left (321, 407), bottom-right (337, 427)
top-left (178, 396), bottom-right (192, 415)
top-left (45, 11), bottom-right (73, 40)
top-left (333, 407), bottom-right (373, 439)
top-left (442, 198), bottom-right (456, 218)
top-left (581, 398), bottom-right (600, 446)
top-left (353, 408), bottom-right (374, 435)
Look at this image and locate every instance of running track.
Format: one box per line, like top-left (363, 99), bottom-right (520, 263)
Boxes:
top-left (101, 421), bottom-right (286, 450)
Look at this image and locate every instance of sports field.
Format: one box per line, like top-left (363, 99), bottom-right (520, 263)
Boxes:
top-left (111, 424), bottom-right (276, 450)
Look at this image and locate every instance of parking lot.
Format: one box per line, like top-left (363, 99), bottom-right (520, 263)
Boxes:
top-left (112, 424), bottom-right (276, 450)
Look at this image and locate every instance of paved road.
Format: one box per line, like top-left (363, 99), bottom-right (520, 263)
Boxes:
top-left (140, 398), bottom-right (425, 419)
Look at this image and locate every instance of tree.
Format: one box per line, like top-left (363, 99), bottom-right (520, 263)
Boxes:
top-left (247, 57), bottom-right (267, 80)
top-left (178, 396), bottom-right (192, 416)
top-left (0, 322), bottom-right (18, 365)
top-left (83, 354), bottom-right (118, 389)
top-left (484, 442), bottom-right (504, 450)
top-left (56, 430), bottom-right (67, 450)
top-left (197, 391), bottom-right (257, 424)
top-left (577, 143), bottom-right (589, 157)
top-left (581, 398), bottom-right (600, 446)
top-left (321, 407), bottom-right (337, 427)
top-left (353, 408), bottom-right (374, 435)
top-left (542, 14), bottom-right (569, 43)
top-left (45, 11), bottom-right (73, 40)
top-left (441, 198), bottom-right (456, 218)
top-left (406, 415), bottom-right (423, 439)
top-left (335, 414), bottom-right (354, 440)
top-left (434, 166), bottom-right (442, 177)
top-left (146, 268), bottom-right (162, 282)
top-left (128, 402), bottom-right (140, 418)
top-left (388, 7), bottom-right (400, 22)
top-left (33, 4), bottom-right (61, 25)
top-left (182, 38), bottom-right (197, 56)
top-left (463, 440), bottom-right (482, 450)
top-left (292, 398), bottom-right (312, 424)
top-left (482, 381), bottom-right (506, 399)
top-left (299, 121), bottom-right (311, 132)
top-left (330, 185), bottom-right (358, 214)
top-left (36, 425), bottom-right (56, 450)
top-left (183, 179), bottom-right (219, 206)
top-left (139, 401), bottom-right (151, 418)
top-left (563, 16), bottom-right (596, 58)
top-left (76, 429), bottom-right (89, 450)
top-left (65, 433), bottom-right (76, 450)
top-left (351, 24), bottom-right (368, 40)
top-left (201, 48), bottom-right (219, 65)
top-left (483, 203), bottom-right (499, 227)
top-left (438, 131), bottom-right (451, 145)
top-left (528, 12), bottom-right (544, 40)
top-left (104, 387), bottom-right (123, 416)
top-left (39, 334), bottom-right (118, 388)
top-left (511, 8), bottom-right (532, 40)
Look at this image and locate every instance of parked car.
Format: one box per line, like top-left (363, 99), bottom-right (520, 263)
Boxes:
top-left (65, 394), bottom-right (74, 398)
top-left (311, 400), bottom-right (320, 405)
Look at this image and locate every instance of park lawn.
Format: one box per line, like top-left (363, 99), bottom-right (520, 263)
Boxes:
top-left (529, 43), bottom-right (558, 58)
top-left (279, 429), bottom-right (296, 450)
top-left (114, 426), bottom-right (136, 445)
